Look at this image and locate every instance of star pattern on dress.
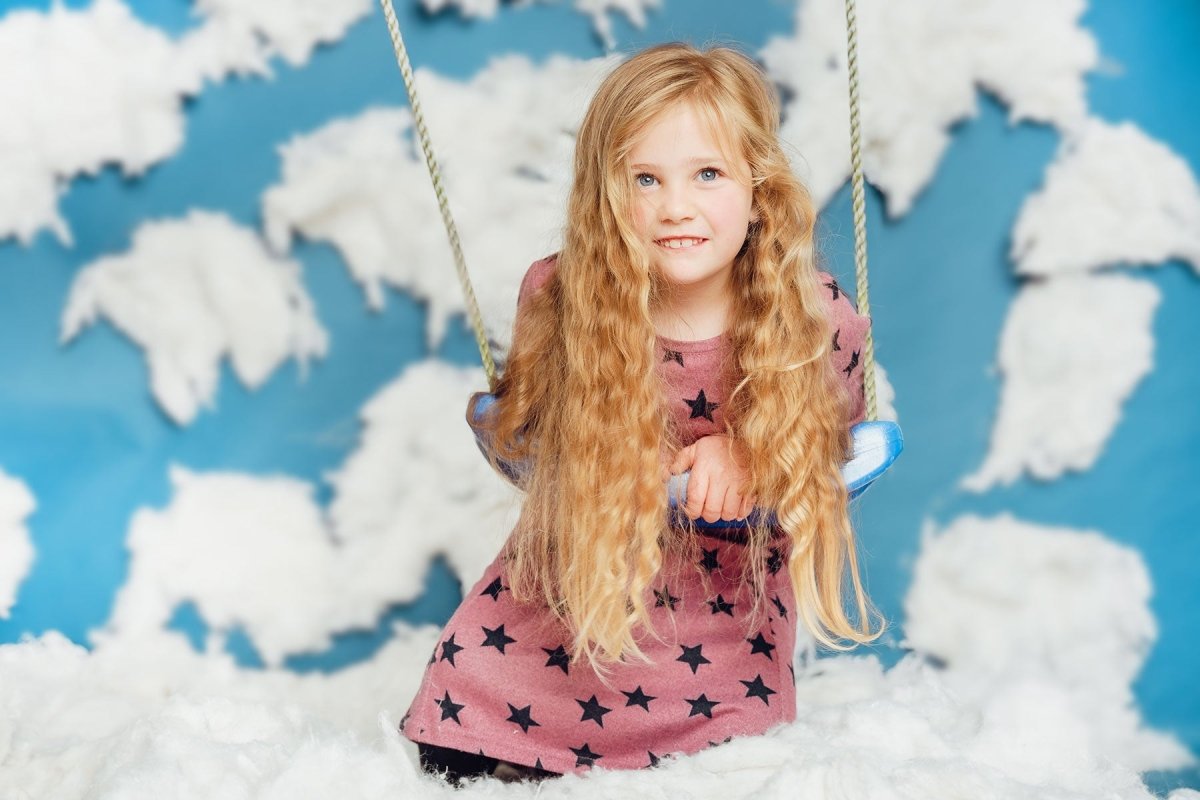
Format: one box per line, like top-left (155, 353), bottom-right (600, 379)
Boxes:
top-left (771, 594), bottom-right (789, 620)
top-left (765, 547), bottom-right (784, 575)
top-left (435, 690), bottom-right (464, 724)
top-left (677, 643), bottom-right (712, 674)
top-left (825, 278), bottom-right (842, 301)
top-left (481, 623), bottom-right (516, 654)
top-left (505, 702), bottom-right (540, 733)
top-left (542, 644), bottom-right (570, 675)
top-left (570, 742), bottom-right (603, 767)
top-left (699, 548), bottom-right (721, 574)
top-left (707, 594), bottom-right (735, 617)
top-left (684, 389), bottom-right (719, 422)
top-left (480, 576), bottom-right (507, 601)
top-left (747, 631), bottom-right (776, 661)
top-left (832, 328), bottom-right (842, 352)
top-left (663, 348), bottom-right (684, 367)
top-left (740, 674), bottom-right (777, 706)
top-left (685, 693), bottom-right (721, 719)
top-left (576, 694), bottom-right (613, 728)
top-left (647, 751), bottom-right (660, 768)
top-left (654, 585), bottom-right (680, 610)
top-left (843, 349), bottom-right (860, 377)
top-left (439, 632), bottom-right (464, 667)
top-left (622, 685), bottom-right (657, 712)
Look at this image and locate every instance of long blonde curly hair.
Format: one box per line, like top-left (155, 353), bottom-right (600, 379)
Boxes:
top-left (474, 42), bottom-right (884, 671)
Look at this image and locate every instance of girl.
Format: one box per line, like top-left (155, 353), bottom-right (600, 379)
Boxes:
top-left (401, 42), bottom-right (883, 785)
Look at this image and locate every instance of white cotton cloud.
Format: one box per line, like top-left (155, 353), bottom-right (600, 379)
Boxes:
top-left (0, 0), bottom-right (199, 246)
top-left (0, 626), bottom-right (1184, 799)
top-left (261, 54), bottom-right (616, 346)
top-left (903, 513), bottom-right (1193, 773)
top-left (0, 469), bottom-right (36, 619)
top-left (1012, 119), bottom-right (1200, 277)
top-left (103, 360), bottom-right (518, 666)
top-left (760, 0), bottom-right (1097, 217)
top-left (418, 0), bottom-right (657, 48)
top-left (59, 210), bottom-right (328, 426)
top-left (961, 273), bottom-right (1158, 490)
top-left (177, 0), bottom-right (373, 82)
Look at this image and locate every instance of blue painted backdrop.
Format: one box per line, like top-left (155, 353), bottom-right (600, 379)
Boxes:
top-left (0, 0), bottom-right (1196, 792)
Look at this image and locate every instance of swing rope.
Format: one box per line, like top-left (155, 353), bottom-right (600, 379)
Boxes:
top-left (378, 0), bottom-right (498, 392)
top-left (378, 0), bottom-right (877, 419)
top-left (843, 0), bottom-right (878, 422)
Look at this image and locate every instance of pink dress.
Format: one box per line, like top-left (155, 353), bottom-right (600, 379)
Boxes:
top-left (401, 255), bottom-right (869, 775)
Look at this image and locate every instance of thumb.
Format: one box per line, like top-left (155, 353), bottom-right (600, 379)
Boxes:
top-left (670, 444), bottom-right (696, 475)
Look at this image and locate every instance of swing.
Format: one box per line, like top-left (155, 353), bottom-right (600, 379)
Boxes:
top-left (378, 0), bottom-right (903, 530)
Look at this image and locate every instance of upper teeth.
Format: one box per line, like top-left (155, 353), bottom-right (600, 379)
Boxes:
top-left (659, 238), bottom-right (702, 249)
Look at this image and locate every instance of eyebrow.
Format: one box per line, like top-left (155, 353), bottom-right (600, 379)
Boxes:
top-left (629, 156), bottom-right (728, 170)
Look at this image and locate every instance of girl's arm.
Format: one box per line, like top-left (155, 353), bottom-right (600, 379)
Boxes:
top-left (818, 271), bottom-right (871, 427)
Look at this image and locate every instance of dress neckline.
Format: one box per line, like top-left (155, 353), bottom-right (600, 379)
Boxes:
top-left (655, 330), bottom-right (728, 354)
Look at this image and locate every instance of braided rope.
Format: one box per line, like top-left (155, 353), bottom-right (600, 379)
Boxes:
top-left (378, 0), bottom-right (498, 390)
top-left (843, 0), bottom-right (878, 422)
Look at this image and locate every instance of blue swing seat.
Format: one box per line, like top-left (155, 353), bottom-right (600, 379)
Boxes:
top-left (469, 393), bottom-right (903, 530)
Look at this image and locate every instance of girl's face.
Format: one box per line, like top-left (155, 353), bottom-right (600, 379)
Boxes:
top-left (627, 102), bottom-right (756, 299)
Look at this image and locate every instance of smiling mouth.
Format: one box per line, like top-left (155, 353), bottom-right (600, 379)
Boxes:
top-left (655, 237), bottom-right (708, 249)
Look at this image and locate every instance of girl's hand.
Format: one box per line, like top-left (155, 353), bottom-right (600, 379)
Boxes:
top-left (669, 435), bottom-right (756, 522)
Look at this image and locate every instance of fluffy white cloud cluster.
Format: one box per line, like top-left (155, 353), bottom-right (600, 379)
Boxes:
top-left (904, 513), bottom-right (1191, 772)
top-left (103, 360), bottom-right (517, 665)
top-left (419, 0), bottom-right (659, 48)
top-left (961, 273), bottom-right (1158, 489)
top-left (761, 0), bottom-right (1097, 217)
top-left (262, 55), bottom-right (615, 346)
top-left (60, 211), bottom-right (328, 426)
top-left (0, 0), bottom-right (371, 246)
top-left (0, 469), bottom-right (36, 619)
top-left (1012, 119), bottom-right (1200, 277)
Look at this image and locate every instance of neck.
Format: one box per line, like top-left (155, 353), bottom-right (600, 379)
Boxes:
top-left (652, 276), bottom-right (734, 341)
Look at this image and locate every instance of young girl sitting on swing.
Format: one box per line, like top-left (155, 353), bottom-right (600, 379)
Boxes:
top-left (401, 41), bottom-right (884, 784)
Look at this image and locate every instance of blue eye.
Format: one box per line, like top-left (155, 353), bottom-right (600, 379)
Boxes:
top-left (636, 173), bottom-right (657, 187)
top-left (699, 168), bottom-right (720, 182)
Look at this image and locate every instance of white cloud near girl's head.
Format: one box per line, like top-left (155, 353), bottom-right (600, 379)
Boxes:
top-left (261, 55), bottom-right (616, 346)
top-left (961, 273), bottom-right (1158, 490)
top-left (0, 469), bottom-right (36, 619)
top-left (60, 211), bottom-right (328, 426)
top-left (1012, 119), bottom-right (1200, 277)
top-left (418, 0), bottom-right (659, 48)
top-left (102, 360), bottom-right (518, 666)
top-left (761, 0), bottom-right (1097, 217)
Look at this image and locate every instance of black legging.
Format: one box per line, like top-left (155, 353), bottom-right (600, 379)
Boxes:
top-left (417, 742), bottom-right (559, 786)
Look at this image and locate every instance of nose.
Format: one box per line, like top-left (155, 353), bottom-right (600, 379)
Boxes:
top-left (657, 183), bottom-right (695, 223)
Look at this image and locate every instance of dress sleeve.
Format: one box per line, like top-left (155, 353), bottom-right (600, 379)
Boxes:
top-left (817, 270), bottom-right (871, 428)
top-left (516, 253), bottom-right (558, 310)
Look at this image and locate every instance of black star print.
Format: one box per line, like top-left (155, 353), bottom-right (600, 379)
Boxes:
top-left (663, 348), bottom-right (684, 367)
top-left (685, 693), bottom-right (721, 719)
top-left (699, 548), bottom-right (721, 573)
top-left (740, 674), bottom-right (777, 705)
top-left (435, 690), bottom-right (464, 724)
top-left (765, 547), bottom-right (784, 575)
top-left (684, 389), bottom-right (719, 422)
top-left (707, 594), bottom-right (735, 616)
top-left (825, 278), bottom-right (842, 301)
top-left (480, 576), bottom-right (507, 601)
top-left (439, 632), bottom-right (464, 667)
top-left (771, 594), bottom-right (789, 620)
top-left (654, 585), bottom-right (680, 611)
top-left (677, 643), bottom-right (712, 674)
top-left (789, 663), bottom-right (796, 684)
top-left (570, 742), bottom-right (603, 767)
top-left (481, 624), bottom-right (516, 654)
top-left (506, 703), bottom-right (540, 733)
top-left (747, 631), bottom-right (776, 661)
top-left (707, 736), bottom-right (733, 748)
top-left (843, 349), bottom-right (860, 377)
top-left (622, 685), bottom-right (657, 712)
top-left (535, 758), bottom-right (545, 771)
top-left (542, 644), bottom-right (569, 674)
top-left (832, 328), bottom-right (842, 352)
top-left (576, 695), bottom-right (613, 728)
top-left (647, 751), bottom-right (660, 768)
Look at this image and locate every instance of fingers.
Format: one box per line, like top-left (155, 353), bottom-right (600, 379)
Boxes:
top-left (684, 470), bottom-right (709, 520)
top-left (670, 444), bottom-right (696, 475)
